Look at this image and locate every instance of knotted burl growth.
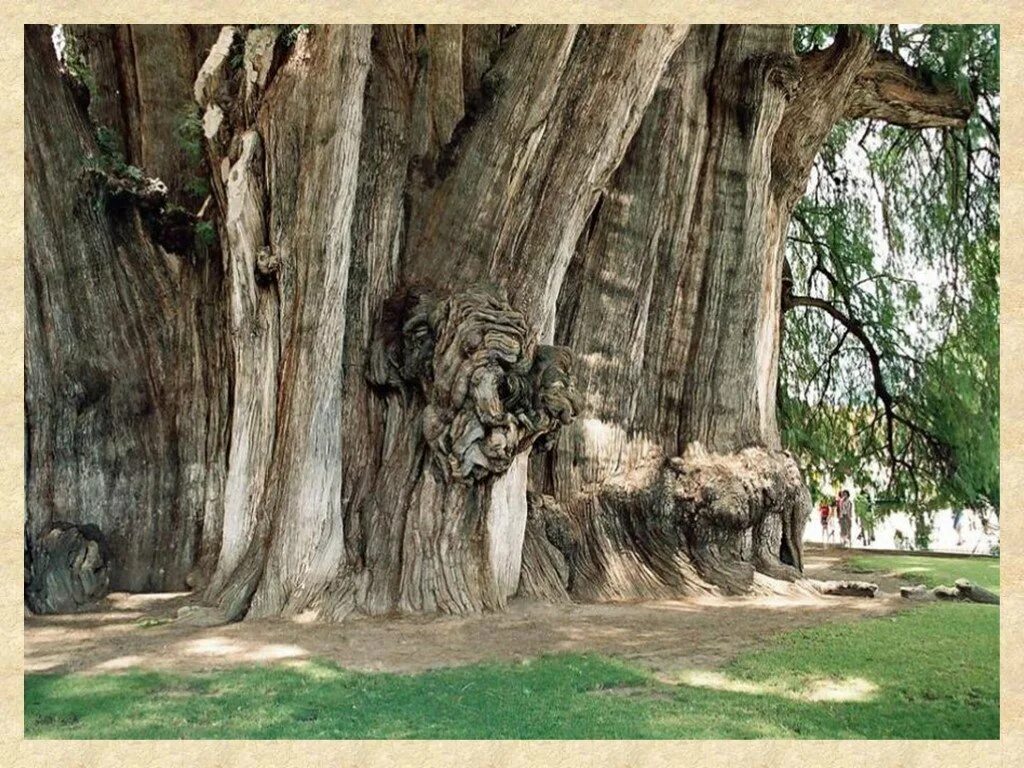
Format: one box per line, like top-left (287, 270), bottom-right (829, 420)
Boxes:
top-left (370, 284), bottom-right (580, 482)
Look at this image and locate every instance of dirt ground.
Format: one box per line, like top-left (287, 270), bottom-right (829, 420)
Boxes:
top-left (25, 548), bottom-right (912, 679)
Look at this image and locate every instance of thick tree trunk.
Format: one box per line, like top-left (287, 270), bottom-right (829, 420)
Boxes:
top-left (26, 24), bottom-right (970, 619)
top-left (68, 25), bottom-right (221, 209)
top-left (524, 25), bottom-right (809, 600)
top-left (25, 25), bottom-right (229, 593)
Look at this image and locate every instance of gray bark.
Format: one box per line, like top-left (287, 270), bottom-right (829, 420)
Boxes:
top-left (25, 25), bottom-right (229, 593)
top-left (25, 522), bottom-right (110, 613)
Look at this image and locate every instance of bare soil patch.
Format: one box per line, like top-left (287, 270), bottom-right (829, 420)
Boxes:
top-left (25, 548), bottom-right (907, 678)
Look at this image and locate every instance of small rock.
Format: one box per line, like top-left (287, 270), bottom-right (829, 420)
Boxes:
top-left (900, 584), bottom-right (935, 601)
top-left (176, 605), bottom-right (230, 627)
top-left (819, 580), bottom-right (878, 598)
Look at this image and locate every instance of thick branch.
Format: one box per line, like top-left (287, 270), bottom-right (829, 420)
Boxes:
top-left (845, 49), bottom-right (973, 129)
top-left (783, 292), bottom-right (949, 487)
top-left (771, 26), bottom-right (874, 208)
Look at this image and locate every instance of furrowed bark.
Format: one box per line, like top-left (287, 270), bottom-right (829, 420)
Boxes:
top-left (336, 26), bottom-right (418, 597)
top-left (522, 26), bottom-right (810, 601)
top-left (26, 24), bottom-right (979, 619)
top-left (25, 24), bottom-right (228, 592)
top-left (351, 24), bottom-right (688, 617)
top-left (196, 26), bottom-right (372, 620)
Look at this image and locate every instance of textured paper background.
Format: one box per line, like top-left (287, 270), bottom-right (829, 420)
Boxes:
top-left (0, 2), bottom-right (1018, 764)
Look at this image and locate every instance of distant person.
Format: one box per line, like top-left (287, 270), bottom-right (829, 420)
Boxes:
top-left (861, 512), bottom-right (876, 545)
top-left (838, 490), bottom-right (854, 548)
top-left (819, 500), bottom-right (831, 544)
top-left (953, 509), bottom-right (965, 546)
top-left (857, 521), bottom-right (869, 546)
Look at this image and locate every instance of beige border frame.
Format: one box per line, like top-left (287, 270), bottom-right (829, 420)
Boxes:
top-left (1, 2), bottom-right (1018, 764)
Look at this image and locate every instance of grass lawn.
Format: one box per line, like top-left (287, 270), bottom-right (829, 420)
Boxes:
top-left (26, 556), bottom-right (999, 739)
top-left (846, 552), bottom-right (1000, 591)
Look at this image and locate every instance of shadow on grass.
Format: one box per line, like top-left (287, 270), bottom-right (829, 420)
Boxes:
top-left (25, 602), bottom-right (998, 740)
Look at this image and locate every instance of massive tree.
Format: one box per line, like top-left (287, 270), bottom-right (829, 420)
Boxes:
top-left (25, 23), bottom-right (993, 619)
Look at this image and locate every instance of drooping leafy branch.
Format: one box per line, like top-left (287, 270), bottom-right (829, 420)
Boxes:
top-left (780, 25), bottom-right (999, 513)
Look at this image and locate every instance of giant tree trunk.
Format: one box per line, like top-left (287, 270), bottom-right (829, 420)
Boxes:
top-left (25, 24), bottom-right (972, 618)
top-left (25, 24), bottom-right (229, 592)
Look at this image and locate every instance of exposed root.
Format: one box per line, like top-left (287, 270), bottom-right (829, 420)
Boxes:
top-left (815, 580), bottom-right (879, 598)
top-left (933, 579), bottom-right (1000, 605)
top-left (520, 444), bottom-right (810, 601)
top-left (518, 492), bottom-right (574, 601)
top-left (899, 579), bottom-right (998, 605)
top-left (952, 579), bottom-right (1000, 604)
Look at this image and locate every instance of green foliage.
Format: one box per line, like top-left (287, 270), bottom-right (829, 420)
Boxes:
top-left (59, 27), bottom-right (96, 98)
top-left (781, 25), bottom-right (999, 514)
top-left (173, 103), bottom-right (212, 204)
top-left (90, 125), bottom-right (144, 181)
top-left (173, 103), bottom-right (205, 165)
top-left (185, 177), bottom-right (211, 199)
top-left (83, 124), bottom-right (150, 220)
top-left (25, 600), bottom-right (998, 739)
top-left (194, 220), bottom-right (217, 247)
top-left (912, 511), bottom-right (935, 550)
top-left (897, 24), bottom-right (1000, 100)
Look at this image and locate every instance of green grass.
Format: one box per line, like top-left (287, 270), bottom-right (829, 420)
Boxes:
top-left (25, 599), bottom-right (998, 739)
top-left (846, 553), bottom-right (1000, 591)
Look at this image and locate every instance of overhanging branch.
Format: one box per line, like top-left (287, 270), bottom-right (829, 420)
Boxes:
top-left (844, 49), bottom-right (974, 129)
top-left (783, 291), bottom-right (952, 491)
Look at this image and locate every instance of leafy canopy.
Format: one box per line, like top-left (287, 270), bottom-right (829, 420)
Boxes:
top-left (780, 25), bottom-right (999, 513)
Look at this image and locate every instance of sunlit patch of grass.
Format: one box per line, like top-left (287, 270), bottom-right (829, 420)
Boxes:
top-left (673, 670), bottom-right (879, 703)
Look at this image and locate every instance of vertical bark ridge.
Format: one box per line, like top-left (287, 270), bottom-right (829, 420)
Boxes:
top-left (522, 26), bottom-right (810, 602)
top-left (337, 25), bottom-right (417, 575)
top-left (204, 129), bottom-right (279, 597)
top-left (191, 26), bottom-right (372, 620)
top-left (25, 24), bottom-right (228, 592)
